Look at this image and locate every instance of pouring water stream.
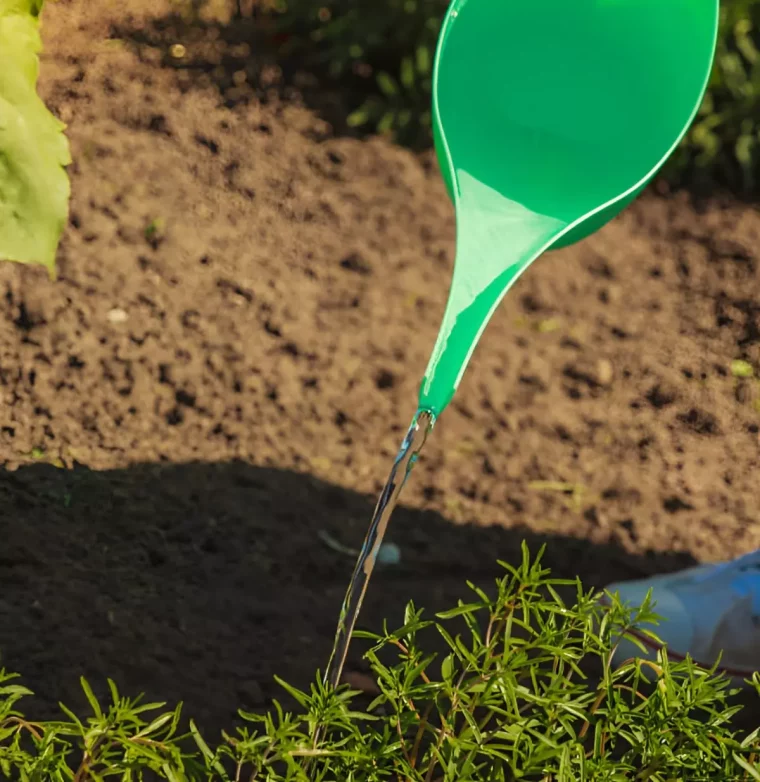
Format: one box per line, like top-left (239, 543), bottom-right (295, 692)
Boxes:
top-left (323, 410), bottom-right (435, 689)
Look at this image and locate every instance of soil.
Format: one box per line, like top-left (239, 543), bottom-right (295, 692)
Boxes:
top-left (1, 0), bottom-right (759, 735)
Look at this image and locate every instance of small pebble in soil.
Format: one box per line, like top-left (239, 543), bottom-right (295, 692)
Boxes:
top-left (107, 308), bottom-right (128, 324)
top-left (377, 542), bottom-right (401, 566)
top-left (597, 358), bottom-right (614, 386)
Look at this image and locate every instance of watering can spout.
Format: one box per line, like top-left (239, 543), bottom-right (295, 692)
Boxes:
top-left (418, 172), bottom-right (566, 416)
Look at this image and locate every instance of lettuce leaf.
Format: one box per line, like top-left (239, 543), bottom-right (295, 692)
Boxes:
top-left (0, 0), bottom-right (71, 275)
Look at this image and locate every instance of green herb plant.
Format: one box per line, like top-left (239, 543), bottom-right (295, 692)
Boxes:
top-left (2, 545), bottom-right (760, 780)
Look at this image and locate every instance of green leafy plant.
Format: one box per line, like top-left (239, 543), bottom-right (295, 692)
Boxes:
top-left (0, 0), bottom-right (70, 275)
top-left (2, 545), bottom-right (760, 780)
top-left (274, 0), bottom-right (443, 146)
top-left (668, 0), bottom-right (760, 191)
top-left (270, 0), bottom-right (760, 191)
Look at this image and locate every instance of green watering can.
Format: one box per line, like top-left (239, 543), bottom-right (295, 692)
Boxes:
top-left (418, 0), bottom-right (720, 417)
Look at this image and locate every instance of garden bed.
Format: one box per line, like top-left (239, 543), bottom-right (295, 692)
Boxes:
top-left (0, 0), bottom-right (759, 735)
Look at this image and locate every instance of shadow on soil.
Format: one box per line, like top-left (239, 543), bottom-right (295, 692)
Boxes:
top-left (0, 460), bottom-right (700, 735)
top-left (113, 9), bottom-right (385, 143)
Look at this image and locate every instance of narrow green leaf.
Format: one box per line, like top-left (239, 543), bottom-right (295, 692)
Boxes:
top-left (273, 675), bottom-right (310, 708)
top-left (734, 752), bottom-right (760, 780)
top-left (0, 684), bottom-right (33, 697)
top-left (190, 720), bottom-right (229, 778)
top-left (416, 45), bottom-right (430, 75)
top-left (58, 702), bottom-right (85, 733)
top-left (107, 678), bottom-right (120, 706)
top-left (79, 678), bottom-right (102, 719)
top-left (347, 108), bottom-right (370, 127)
top-left (437, 603), bottom-right (483, 620)
top-left (400, 56), bottom-right (415, 90)
top-left (377, 111), bottom-right (395, 134)
top-left (441, 654), bottom-right (455, 683)
top-left (376, 71), bottom-right (398, 97)
top-left (133, 711), bottom-right (174, 738)
top-left (736, 134), bottom-right (755, 167)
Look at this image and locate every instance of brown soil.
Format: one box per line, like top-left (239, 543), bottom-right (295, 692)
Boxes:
top-left (1, 0), bottom-right (759, 734)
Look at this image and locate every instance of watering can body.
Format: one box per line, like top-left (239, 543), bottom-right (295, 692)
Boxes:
top-left (432, 0), bottom-right (719, 250)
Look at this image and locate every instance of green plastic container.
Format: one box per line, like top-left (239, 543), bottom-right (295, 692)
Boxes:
top-left (419, 0), bottom-right (719, 416)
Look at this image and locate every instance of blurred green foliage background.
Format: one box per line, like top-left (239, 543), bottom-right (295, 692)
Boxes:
top-left (270, 0), bottom-right (760, 194)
